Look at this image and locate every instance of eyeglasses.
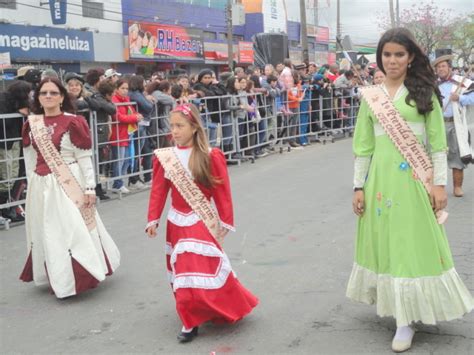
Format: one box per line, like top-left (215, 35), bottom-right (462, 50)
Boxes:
top-left (39, 91), bottom-right (61, 97)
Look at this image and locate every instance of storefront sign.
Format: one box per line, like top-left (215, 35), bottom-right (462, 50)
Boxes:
top-left (128, 21), bottom-right (204, 62)
top-left (0, 24), bottom-right (94, 61)
top-left (238, 42), bottom-right (254, 63)
top-left (316, 27), bottom-right (330, 43)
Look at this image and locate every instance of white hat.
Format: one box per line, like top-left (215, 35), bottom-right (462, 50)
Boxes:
top-left (104, 68), bottom-right (122, 78)
top-left (15, 66), bottom-right (35, 78)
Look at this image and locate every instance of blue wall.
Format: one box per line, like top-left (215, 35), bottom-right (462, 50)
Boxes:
top-left (121, 0), bottom-right (226, 34)
top-left (244, 13), bottom-right (264, 41)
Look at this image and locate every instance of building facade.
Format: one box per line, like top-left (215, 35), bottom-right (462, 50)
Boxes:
top-left (1, 0), bottom-right (333, 80)
top-left (0, 0), bottom-right (127, 75)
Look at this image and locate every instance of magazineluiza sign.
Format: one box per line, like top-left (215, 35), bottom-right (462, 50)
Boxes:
top-left (0, 24), bottom-right (94, 61)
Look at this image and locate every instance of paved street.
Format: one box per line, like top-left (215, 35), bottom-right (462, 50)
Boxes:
top-left (1, 138), bottom-right (473, 354)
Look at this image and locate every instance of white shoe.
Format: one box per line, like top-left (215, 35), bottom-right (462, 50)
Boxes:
top-left (129, 181), bottom-right (146, 190)
top-left (112, 186), bottom-right (130, 194)
top-left (392, 326), bottom-right (415, 353)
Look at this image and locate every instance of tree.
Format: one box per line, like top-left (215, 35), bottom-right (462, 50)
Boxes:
top-left (377, 1), bottom-right (454, 55)
top-left (448, 15), bottom-right (473, 67)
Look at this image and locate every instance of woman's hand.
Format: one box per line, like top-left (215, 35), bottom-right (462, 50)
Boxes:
top-left (352, 190), bottom-right (365, 217)
top-left (146, 225), bottom-right (157, 238)
top-left (83, 194), bottom-right (96, 208)
top-left (215, 227), bottom-right (229, 245)
top-left (430, 185), bottom-right (447, 212)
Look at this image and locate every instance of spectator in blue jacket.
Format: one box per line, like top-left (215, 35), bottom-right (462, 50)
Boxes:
top-left (128, 75), bottom-right (155, 187)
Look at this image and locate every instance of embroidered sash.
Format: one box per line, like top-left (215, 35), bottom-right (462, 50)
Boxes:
top-left (360, 86), bottom-right (448, 224)
top-left (447, 75), bottom-right (473, 162)
top-left (28, 115), bottom-right (97, 231)
top-left (154, 147), bottom-right (220, 239)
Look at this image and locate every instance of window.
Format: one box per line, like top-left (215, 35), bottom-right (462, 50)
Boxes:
top-left (203, 31), bottom-right (217, 40)
top-left (290, 40), bottom-right (300, 48)
top-left (0, 0), bottom-right (16, 9)
top-left (216, 33), bottom-right (227, 41)
top-left (82, 0), bottom-right (104, 19)
top-left (233, 35), bottom-right (244, 42)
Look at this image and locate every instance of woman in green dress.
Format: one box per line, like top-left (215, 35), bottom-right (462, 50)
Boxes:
top-left (347, 28), bottom-right (473, 353)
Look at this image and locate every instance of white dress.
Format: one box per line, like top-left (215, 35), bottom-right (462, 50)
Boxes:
top-left (20, 113), bottom-right (120, 298)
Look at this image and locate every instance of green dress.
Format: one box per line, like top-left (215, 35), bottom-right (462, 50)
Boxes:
top-left (346, 86), bottom-right (473, 327)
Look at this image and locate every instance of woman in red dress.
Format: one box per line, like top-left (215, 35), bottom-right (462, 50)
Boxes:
top-left (145, 103), bottom-right (258, 343)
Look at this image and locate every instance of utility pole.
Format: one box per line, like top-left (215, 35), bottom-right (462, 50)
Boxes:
top-left (314, 0), bottom-right (318, 27)
top-left (336, 0), bottom-right (341, 52)
top-left (396, 0), bottom-right (400, 27)
top-left (389, 0), bottom-right (395, 28)
top-left (300, 0), bottom-right (309, 64)
top-left (226, 0), bottom-right (234, 71)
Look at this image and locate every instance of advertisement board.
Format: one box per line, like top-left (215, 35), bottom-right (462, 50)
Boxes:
top-left (128, 21), bottom-right (204, 62)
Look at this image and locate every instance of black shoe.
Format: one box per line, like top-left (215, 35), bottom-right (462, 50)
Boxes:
top-left (98, 193), bottom-right (110, 201)
top-left (177, 327), bottom-right (198, 343)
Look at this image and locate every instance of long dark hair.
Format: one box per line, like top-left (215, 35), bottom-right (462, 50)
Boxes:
top-left (226, 76), bottom-right (238, 95)
top-left (376, 28), bottom-right (441, 115)
top-left (32, 78), bottom-right (76, 114)
top-left (128, 75), bottom-right (145, 92)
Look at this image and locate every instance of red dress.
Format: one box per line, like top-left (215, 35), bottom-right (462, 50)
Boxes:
top-left (147, 146), bottom-right (258, 329)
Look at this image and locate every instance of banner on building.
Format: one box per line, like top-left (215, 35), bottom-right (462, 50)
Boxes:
top-left (0, 52), bottom-right (11, 69)
top-left (49, 0), bottom-right (68, 25)
top-left (128, 21), bottom-right (204, 62)
top-left (316, 27), bottom-right (330, 43)
top-left (238, 42), bottom-right (254, 63)
top-left (0, 24), bottom-right (94, 61)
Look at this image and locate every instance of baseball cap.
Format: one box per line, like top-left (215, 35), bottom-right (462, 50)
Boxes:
top-left (104, 68), bottom-right (122, 78)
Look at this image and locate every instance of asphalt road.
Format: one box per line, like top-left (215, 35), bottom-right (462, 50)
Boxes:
top-left (1, 138), bottom-right (472, 354)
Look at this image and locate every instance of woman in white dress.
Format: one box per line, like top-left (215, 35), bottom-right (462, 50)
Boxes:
top-left (19, 78), bottom-right (120, 298)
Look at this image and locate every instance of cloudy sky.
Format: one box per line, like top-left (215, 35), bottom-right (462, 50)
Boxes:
top-left (287, 0), bottom-right (473, 45)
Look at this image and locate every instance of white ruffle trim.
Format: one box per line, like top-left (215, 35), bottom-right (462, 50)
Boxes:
top-left (169, 238), bottom-right (233, 291)
top-left (346, 263), bottom-right (474, 327)
top-left (145, 219), bottom-right (159, 230)
top-left (167, 208), bottom-right (236, 233)
top-left (220, 221), bottom-right (236, 232)
top-left (167, 207), bottom-right (200, 227)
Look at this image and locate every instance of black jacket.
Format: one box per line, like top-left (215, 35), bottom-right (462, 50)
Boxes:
top-left (192, 82), bottom-right (228, 123)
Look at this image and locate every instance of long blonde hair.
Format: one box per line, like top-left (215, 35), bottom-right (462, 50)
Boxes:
top-left (171, 104), bottom-right (221, 188)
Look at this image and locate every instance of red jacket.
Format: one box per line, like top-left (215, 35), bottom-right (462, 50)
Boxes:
top-left (110, 94), bottom-right (139, 147)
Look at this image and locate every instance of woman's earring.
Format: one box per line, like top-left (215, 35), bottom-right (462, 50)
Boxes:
top-left (408, 63), bottom-right (412, 69)
top-left (60, 102), bottom-right (62, 108)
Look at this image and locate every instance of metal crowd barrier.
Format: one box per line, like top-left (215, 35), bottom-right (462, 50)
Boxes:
top-left (0, 113), bottom-right (27, 229)
top-left (1, 88), bottom-right (361, 223)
